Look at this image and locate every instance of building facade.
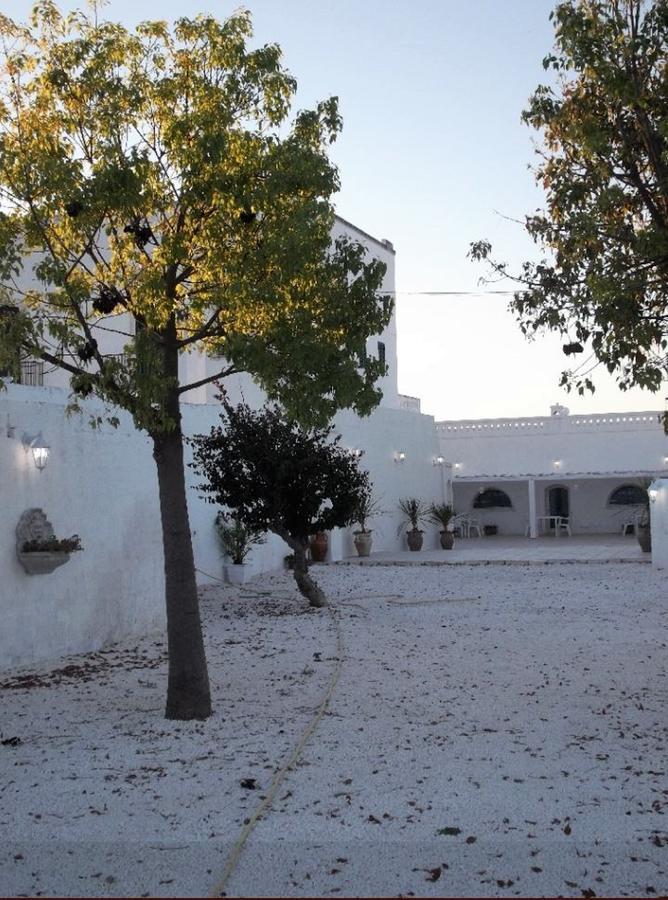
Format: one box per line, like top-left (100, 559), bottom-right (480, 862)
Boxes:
top-left (1, 218), bottom-right (443, 670)
top-left (436, 404), bottom-right (667, 537)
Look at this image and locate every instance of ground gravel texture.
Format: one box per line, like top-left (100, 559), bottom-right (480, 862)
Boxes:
top-left (1, 563), bottom-right (667, 898)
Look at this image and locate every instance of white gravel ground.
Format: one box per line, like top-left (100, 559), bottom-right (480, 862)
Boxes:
top-left (1, 562), bottom-right (667, 898)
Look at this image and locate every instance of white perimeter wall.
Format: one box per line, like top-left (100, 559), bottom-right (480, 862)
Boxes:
top-left (1, 386), bottom-right (440, 671)
top-left (0, 385), bottom-right (165, 670)
top-left (650, 478), bottom-right (668, 570)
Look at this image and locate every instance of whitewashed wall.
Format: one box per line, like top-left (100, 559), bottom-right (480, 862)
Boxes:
top-left (649, 478), bottom-right (668, 570)
top-left (0, 385), bottom-right (165, 670)
top-left (437, 410), bottom-right (668, 478)
top-left (1, 385), bottom-right (440, 670)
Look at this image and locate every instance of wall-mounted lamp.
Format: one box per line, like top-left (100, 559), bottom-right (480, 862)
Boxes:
top-left (649, 486), bottom-right (658, 503)
top-left (350, 448), bottom-right (364, 459)
top-left (433, 455), bottom-right (445, 466)
top-left (23, 431), bottom-right (50, 471)
top-left (454, 462), bottom-right (461, 470)
top-left (394, 450), bottom-right (406, 463)
top-left (663, 456), bottom-right (668, 465)
top-left (553, 460), bottom-right (562, 469)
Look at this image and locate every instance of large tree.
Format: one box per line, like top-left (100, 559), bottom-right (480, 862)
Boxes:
top-left (0, 4), bottom-right (392, 719)
top-left (471, 0), bottom-right (668, 401)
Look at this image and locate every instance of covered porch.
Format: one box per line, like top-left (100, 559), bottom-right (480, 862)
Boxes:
top-left (450, 471), bottom-right (658, 538)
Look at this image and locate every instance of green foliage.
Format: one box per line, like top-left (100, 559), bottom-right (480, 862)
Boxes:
top-left (471, 0), bottom-right (668, 402)
top-left (0, 3), bottom-right (393, 432)
top-left (352, 490), bottom-right (381, 533)
top-left (191, 399), bottom-right (371, 545)
top-left (214, 512), bottom-right (264, 565)
top-left (397, 497), bottom-right (428, 533)
top-left (21, 534), bottom-right (82, 552)
top-left (428, 502), bottom-right (454, 530)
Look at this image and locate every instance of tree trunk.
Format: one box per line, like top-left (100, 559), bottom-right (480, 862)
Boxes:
top-left (153, 422), bottom-right (212, 720)
top-left (292, 541), bottom-right (327, 608)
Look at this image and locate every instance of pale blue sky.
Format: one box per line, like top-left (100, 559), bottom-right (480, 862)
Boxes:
top-left (5, 0), bottom-right (664, 419)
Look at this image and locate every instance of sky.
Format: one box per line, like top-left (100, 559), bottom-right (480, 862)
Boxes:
top-left (4, 0), bottom-right (665, 420)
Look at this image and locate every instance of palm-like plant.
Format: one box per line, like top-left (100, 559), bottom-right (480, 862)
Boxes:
top-left (428, 503), bottom-right (454, 531)
top-left (397, 497), bottom-right (428, 534)
top-left (353, 492), bottom-right (382, 534)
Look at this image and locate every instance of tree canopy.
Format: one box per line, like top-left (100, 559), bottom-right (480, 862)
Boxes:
top-left (471, 0), bottom-right (668, 399)
top-left (191, 398), bottom-right (372, 607)
top-left (0, 2), bottom-right (392, 429)
top-left (0, 2), bottom-right (392, 719)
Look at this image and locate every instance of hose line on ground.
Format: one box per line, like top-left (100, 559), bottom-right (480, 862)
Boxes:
top-left (209, 605), bottom-right (344, 898)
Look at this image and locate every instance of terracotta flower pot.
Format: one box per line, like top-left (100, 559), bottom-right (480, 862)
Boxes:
top-left (406, 529), bottom-right (423, 552)
top-left (440, 530), bottom-right (455, 550)
top-left (309, 532), bottom-right (328, 562)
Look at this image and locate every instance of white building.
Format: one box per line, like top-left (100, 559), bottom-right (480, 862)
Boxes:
top-left (436, 404), bottom-right (667, 538)
top-left (2, 217), bottom-right (666, 671)
top-left (0, 217), bottom-right (443, 670)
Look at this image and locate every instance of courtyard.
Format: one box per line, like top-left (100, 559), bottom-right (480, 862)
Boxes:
top-left (1, 561), bottom-right (666, 898)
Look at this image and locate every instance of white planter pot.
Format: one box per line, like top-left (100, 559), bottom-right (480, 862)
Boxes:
top-left (18, 551), bottom-right (70, 575)
top-left (224, 563), bottom-right (251, 585)
top-left (353, 531), bottom-right (373, 557)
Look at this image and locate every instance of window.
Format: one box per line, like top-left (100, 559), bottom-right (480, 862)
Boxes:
top-left (377, 341), bottom-right (386, 365)
top-left (609, 484), bottom-right (647, 506)
top-left (473, 488), bottom-right (512, 509)
top-left (19, 360), bottom-right (44, 386)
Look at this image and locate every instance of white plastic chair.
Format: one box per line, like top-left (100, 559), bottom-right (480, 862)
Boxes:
top-left (453, 514), bottom-right (469, 537)
top-left (556, 516), bottom-right (571, 536)
top-left (467, 517), bottom-right (483, 537)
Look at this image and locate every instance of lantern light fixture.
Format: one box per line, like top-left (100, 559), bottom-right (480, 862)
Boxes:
top-left (24, 431), bottom-right (50, 471)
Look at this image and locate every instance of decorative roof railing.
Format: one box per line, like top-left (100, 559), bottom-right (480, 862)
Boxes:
top-left (436, 411), bottom-right (662, 434)
top-left (398, 394), bottom-right (421, 413)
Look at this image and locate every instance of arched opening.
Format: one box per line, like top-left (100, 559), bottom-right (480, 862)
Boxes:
top-left (473, 488), bottom-right (512, 509)
top-left (608, 484), bottom-right (648, 506)
top-left (546, 485), bottom-right (569, 520)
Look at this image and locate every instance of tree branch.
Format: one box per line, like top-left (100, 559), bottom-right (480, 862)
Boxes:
top-left (177, 365), bottom-right (239, 395)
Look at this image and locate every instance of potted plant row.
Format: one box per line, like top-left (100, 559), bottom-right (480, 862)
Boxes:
top-left (396, 498), bottom-right (458, 552)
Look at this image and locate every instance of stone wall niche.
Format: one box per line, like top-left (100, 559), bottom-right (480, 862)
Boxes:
top-left (16, 508), bottom-right (71, 575)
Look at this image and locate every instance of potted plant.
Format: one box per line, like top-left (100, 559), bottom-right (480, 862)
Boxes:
top-left (309, 531), bottom-right (328, 562)
top-left (215, 512), bottom-right (264, 584)
top-left (16, 508), bottom-right (82, 575)
top-left (428, 503), bottom-right (455, 549)
top-left (397, 497), bottom-right (428, 551)
top-left (18, 534), bottom-right (82, 575)
top-left (352, 492), bottom-right (381, 557)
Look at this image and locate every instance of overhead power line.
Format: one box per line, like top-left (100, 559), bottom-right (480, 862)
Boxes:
top-left (377, 289), bottom-right (520, 296)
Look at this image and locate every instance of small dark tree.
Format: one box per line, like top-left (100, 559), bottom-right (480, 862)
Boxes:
top-left (191, 399), bottom-right (371, 607)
